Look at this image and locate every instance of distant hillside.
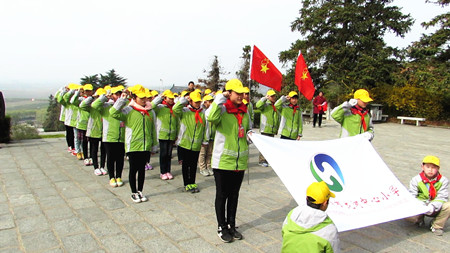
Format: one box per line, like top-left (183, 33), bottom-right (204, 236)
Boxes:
top-left (5, 98), bottom-right (48, 112)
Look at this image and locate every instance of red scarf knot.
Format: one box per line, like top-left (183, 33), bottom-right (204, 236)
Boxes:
top-left (189, 106), bottom-right (203, 124)
top-left (350, 105), bottom-right (368, 131)
top-left (162, 100), bottom-right (174, 116)
top-left (420, 171), bottom-right (442, 200)
top-left (131, 106), bottom-right (149, 117)
top-left (224, 99), bottom-right (247, 128)
top-left (289, 104), bottom-right (299, 114)
top-left (271, 102), bottom-right (277, 112)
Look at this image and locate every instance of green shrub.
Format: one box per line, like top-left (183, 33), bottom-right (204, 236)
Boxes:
top-left (11, 123), bottom-right (41, 140)
top-left (0, 115), bottom-right (11, 143)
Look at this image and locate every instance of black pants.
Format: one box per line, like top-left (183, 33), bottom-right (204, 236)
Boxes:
top-left (89, 137), bottom-right (106, 169)
top-left (65, 125), bottom-right (74, 148)
top-left (128, 151), bottom-right (150, 193)
top-left (214, 169), bottom-right (245, 227)
top-left (313, 113), bottom-right (323, 127)
top-left (159, 139), bottom-right (174, 174)
top-left (103, 142), bottom-right (125, 179)
top-left (178, 146), bottom-right (199, 186)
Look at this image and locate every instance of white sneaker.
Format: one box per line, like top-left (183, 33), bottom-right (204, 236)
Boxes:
top-left (89, 158), bottom-right (93, 165)
top-left (100, 168), bottom-right (108, 175)
top-left (138, 191), bottom-right (148, 202)
top-left (208, 168), bottom-right (214, 176)
top-left (94, 169), bottom-right (102, 176)
top-left (200, 170), bottom-right (210, 177)
top-left (84, 159), bottom-right (90, 166)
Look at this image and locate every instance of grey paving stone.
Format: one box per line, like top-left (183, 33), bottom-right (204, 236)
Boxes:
top-left (21, 230), bottom-right (60, 252)
top-left (237, 227), bottom-right (277, 247)
top-left (12, 204), bottom-right (43, 219)
top-left (66, 196), bottom-right (96, 209)
top-left (216, 239), bottom-right (259, 253)
top-left (39, 196), bottom-right (67, 209)
top-left (0, 193), bottom-right (7, 203)
top-left (75, 207), bottom-right (108, 223)
top-left (88, 219), bottom-right (123, 238)
top-left (52, 217), bottom-right (87, 236)
top-left (158, 222), bottom-right (199, 242)
top-left (178, 237), bottom-right (221, 253)
top-left (174, 211), bottom-right (210, 228)
top-left (96, 197), bottom-right (127, 211)
top-left (139, 236), bottom-right (182, 253)
top-left (109, 208), bottom-right (144, 224)
top-left (0, 203), bottom-right (10, 215)
top-left (0, 248), bottom-right (23, 253)
top-left (141, 210), bottom-right (176, 226)
top-left (0, 228), bottom-right (19, 248)
top-left (33, 187), bottom-right (60, 199)
top-left (61, 233), bottom-right (100, 253)
top-left (8, 194), bottom-right (37, 207)
top-left (17, 215), bottom-right (50, 234)
top-left (0, 214), bottom-right (15, 230)
top-left (44, 206), bottom-right (75, 221)
top-left (100, 234), bottom-right (142, 252)
top-left (123, 221), bottom-right (160, 241)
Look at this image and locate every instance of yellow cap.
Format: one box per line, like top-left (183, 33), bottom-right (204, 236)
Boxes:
top-left (145, 88), bottom-right (153, 98)
top-left (288, 91), bottom-right (298, 97)
top-left (204, 89), bottom-right (212, 95)
top-left (174, 93), bottom-right (179, 97)
top-left (203, 95), bottom-right (214, 101)
top-left (104, 85), bottom-right (111, 91)
top-left (225, 79), bottom-right (247, 93)
top-left (163, 90), bottom-right (175, 99)
top-left (151, 90), bottom-right (159, 96)
top-left (242, 99), bottom-right (248, 105)
top-left (128, 84), bottom-right (143, 94)
top-left (83, 84), bottom-right (94, 91)
top-left (190, 91), bottom-right (202, 102)
top-left (68, 83), bottom-right (81, 90)
top-left (354, 89), bottom-right (373, 103)
top-left (195, 88), bottom-right (201, 93)
top-left (266, 90), bottom-right (276, 96)
top-left (306, 181), bottom-right (336, 204)
top-left (94, 88), bottom-right (106, 96)
top-left (111, 86), bottom-right (124, 94)
top-left (423, 155), bottom-right (440, 167)
top-left (216, 90), bottom-right (223, 95)
top-left (180, 90), bottom-right (189, 97)
top-left (243, 87), bottom-right (250, 93)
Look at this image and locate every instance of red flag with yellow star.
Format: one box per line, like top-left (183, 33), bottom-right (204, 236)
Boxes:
top-left (250, 45), bottom-right (282, 91)
top-left (295, 52), bottom-right (315, 100)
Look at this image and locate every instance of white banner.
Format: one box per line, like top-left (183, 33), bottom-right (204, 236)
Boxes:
top-left (250, 133), bottom-right (428, 232)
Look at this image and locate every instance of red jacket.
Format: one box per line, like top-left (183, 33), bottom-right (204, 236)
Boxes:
top-left (313, 96), bottom-right (327, 114)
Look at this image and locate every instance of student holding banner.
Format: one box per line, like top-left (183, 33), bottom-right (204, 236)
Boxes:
top-left (282, 181), bottom-right (340, 253)
top-left (331, 89), bottom-right (374, 141)
top-left (408, 155), bottom-right (450, 236)
top-left (255, 89), bottom-right (280, 166)
top-left (275, 91), bottom-right (303, 140)
top-left (207, 79), bottom-right (251, 243)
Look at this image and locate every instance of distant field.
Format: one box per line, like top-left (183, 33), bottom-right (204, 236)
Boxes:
top-left (5, 98), bottom-right (49, 112)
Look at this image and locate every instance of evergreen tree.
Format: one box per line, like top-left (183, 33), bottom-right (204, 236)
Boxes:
top-left (198, 56), bottom-right (229, 91)
top-left (80, 74), bottom-right (101, 89)
top-left (279, 0), bottom-right (413, 105)
top-left (43, 95), bottom-right (64, 132)
top-left (99, 69), bottom-right (127, 87)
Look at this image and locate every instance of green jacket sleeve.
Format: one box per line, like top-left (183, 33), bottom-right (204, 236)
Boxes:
top-left (63, 89), bottom-right (75, 104)
top-left (255, 97), bottom-right (267, 109)
top-left (80, 96), bottom-right (94, 112)
top-left (172, 97), bottom-right (188, 117)
top-left (109, 97), bottom-right (128, 122)
top-left (207, 94), bottom-right (227, 124)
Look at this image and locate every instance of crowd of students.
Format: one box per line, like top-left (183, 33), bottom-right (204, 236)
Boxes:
top-left (56, 81), bottom-right (404, 246)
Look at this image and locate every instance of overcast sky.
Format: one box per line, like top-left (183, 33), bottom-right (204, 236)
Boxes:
top-left (0, 0), bottom-right (447, 98)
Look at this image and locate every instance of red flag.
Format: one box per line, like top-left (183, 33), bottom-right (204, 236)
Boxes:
top-left (250, 45), bottom-right (282, 91)
top-left (295, 52), bottom-right (315, 100)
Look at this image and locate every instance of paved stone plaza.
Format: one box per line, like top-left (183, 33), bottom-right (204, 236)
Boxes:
top-left (0, 121), bottom-right (449, 252)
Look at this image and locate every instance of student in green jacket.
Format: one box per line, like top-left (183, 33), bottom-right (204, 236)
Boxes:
top-left (331, 89), bottom-right (374, 141)
top-left (151, 90), bottom-right (178, 180)
top-left (110, 85), bottom-right (157, 203)
top-left (198, 94), bottom-right (215, 177)
top-left (276, 91), bottom-right (303, 140)
top-left (72, 84), bottom-right (94, 165)
top-left (80, 87), bottom-right (107, 176)
top-left (92, 86), bottom-right (126, 188)
top-left (173, 90), bottom-right (207, 193)
top-left (55, 85), bottom-right (75, 154)
top-left (255, 89), bottom-right (280, 167)
top-left (243, 86), bottom-right (254, 124)
top-left (207, 79), bottom-right (251, 243)
top-left (63, 85), bottom-right (83, 158)
top-left (282, 181), bottom-right (340, 253)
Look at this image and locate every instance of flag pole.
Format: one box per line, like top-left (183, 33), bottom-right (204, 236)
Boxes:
top-left (247, 45), bottom-right (254, 185)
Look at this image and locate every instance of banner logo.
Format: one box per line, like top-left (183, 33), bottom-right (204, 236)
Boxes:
top-left (310, 153), bottom-right (345, 192)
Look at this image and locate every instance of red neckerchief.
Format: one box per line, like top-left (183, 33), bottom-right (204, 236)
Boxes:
top-left (288, 104), bottom-right (299, 114)
top-left (350, 105), bottom-right (368, 131)
top-left (224, 99), bottom-right (247, 128)
top-left (131, 106), bottom-right (149, 117)
top-left (188, 106), bottom-right (203, 124)
top-left (162, 100), bottom-right (174, 116)
top-left (271, 102), bottom-right (277, 112)
top-left (420, 171), bottom-right (442, 200)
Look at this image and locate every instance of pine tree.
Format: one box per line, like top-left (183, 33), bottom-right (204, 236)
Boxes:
top-left (236, 45), bottom-right (260, 100)
top-left (43, 95), bottom-right (64, 132)
top-left (198, 56), bottom-right (229, 91)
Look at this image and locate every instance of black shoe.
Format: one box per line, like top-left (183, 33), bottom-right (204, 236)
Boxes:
top-left (229, 225), bottom-right (243, 240)
top-left (131, 193), bottom-right (141, 203)
top-left (217, 226), bottom-right (233, 243)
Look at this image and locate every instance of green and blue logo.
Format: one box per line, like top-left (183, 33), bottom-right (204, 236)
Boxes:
top-left (310, 153), bottom-right (345, 192)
